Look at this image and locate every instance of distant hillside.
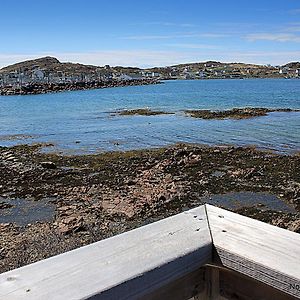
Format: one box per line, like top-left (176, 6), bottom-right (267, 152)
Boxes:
top-left (0, 56), bottom-right (100, 75)
top-left (282, 62), bottom-right (300, 69)
top-left (1, 56), bottom-right (300, 76)
top-left (1, 56), bottom-right (299, 81)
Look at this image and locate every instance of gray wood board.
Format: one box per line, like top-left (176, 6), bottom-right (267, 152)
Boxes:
top-left (206, 204), bottom-right (300, 298)
top-left (0, 206), bottom-right (211, 300)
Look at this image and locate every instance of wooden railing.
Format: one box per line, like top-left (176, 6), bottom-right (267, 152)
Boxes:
top-left (0, 204), bottom-right (299, 299)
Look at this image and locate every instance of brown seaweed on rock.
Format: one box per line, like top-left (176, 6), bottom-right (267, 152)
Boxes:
top-left (185, 107), bottom-right (300, 119)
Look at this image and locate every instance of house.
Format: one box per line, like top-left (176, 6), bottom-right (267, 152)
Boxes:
top-left (153, 72), bottom-right (161, 78)
top-left (32, 69), bottom-right (45, 81)
top-left (121, 73), bottom-right (143, 80)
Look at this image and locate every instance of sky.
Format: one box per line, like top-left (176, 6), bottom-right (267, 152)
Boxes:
top-left (0, 0), bottom-right (300, 68)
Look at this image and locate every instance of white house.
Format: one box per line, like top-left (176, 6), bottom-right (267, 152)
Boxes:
top-left (32, 69), bottom-right (45, 81)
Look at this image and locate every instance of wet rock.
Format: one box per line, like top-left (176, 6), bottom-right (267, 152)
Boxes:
top-left (288, 219), bottom-right (300, 233)
top-left (185, 107), bottom-right (300, 120)
top-left (0, 202), bottom-right (13, 209)
top-left (0, 248), bottom-right (6, 259)
top-left (41, 161), bottom-right (56, 169)
top-left (57, 215), bottom-right (84, 235)
top-left (0, 142), bottom-right (299, 273)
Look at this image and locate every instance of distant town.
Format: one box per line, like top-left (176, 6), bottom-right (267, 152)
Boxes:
top-left (0, 56), bottom-right (299, 95)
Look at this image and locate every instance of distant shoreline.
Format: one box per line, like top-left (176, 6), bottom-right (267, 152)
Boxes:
top-left (1, 56), bottom-right (299, 96)
top-left (0, 79), bottom-right (160, 96)
top-left (1, 76), bottom-right (299, 96)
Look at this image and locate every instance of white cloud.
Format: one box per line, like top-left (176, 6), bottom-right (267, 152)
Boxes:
top-left (289, 8), bottom-right (300, 14)
top-left (1, 49), bottom-right (299, 69)
top-left (0, 51), bottom-right (202, 69)
top-left (141, 22), bottom-right (196, 28)
top-left (166, 43), bottom-right (221, 49)
top-left (246, 33), bottom-right (300, 42)
top-left (0, 54), bottom-right (45, 68)
top-left (284, 24), bottom-right (300, 32)
top-left (221, 50), bottom-right (300, 65)
top-left (121, 33), bottom-right (228, 40)
top-left (120, 35), bottom-right (173, 40)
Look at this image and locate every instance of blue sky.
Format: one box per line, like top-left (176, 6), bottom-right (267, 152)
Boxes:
top-left (0, 0), bottom-right (300, 67)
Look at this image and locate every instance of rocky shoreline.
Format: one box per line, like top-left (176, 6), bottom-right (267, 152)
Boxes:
top-left (0, 143), bottom-right (299, 273)
top-left (0, 79), bottom-right (160, 96)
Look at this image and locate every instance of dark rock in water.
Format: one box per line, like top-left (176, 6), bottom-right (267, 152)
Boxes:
top-left (117, 108), bottom-right (173, 116)
top-left (41, 161), bottom-right (56, 169)
top-left (184, 107), bottom-right (300, 120)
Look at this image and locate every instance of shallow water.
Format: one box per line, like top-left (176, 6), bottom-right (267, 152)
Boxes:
top-left (0, 197), bottom-right (55, 226)
top-left (201, 191), bottom-right (296, 212)
top-left (0, 79), bottom-right (299, 154)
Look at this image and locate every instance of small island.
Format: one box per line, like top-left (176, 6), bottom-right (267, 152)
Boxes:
top-left (117, 108), bottom-right (173, 116)
top-left (184, 107), bottom-right (300, 119)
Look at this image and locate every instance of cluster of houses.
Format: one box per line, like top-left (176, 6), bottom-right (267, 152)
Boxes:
top-left (0, 65), bottom-right (162, 88)
top-left (165, 63), bottom-right (300, 80)
top-left (1, 63), bottom-right (300, 88)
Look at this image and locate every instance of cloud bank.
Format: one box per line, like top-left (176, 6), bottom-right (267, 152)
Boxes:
top-left (1, 49), bottom-right (300, 69)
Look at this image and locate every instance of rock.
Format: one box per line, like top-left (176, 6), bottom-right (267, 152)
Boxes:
top-left (57, 215), bottom-right (85, 235)
top-left (0, 202), bottom-right (13, 209)
top-left (0, 248), bottom-right (6, 259)
top-left (41, 161), bottom-right (56, 169)
top-left (58, 224), bottom-right (70, 235)
top-left (288, 220), bottom-right (300, 233)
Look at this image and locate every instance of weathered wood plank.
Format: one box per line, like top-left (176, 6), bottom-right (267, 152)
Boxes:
top-left (0, 206), bottom-right (211, 300)
top-left (206, 204), bottom-right (300, 298)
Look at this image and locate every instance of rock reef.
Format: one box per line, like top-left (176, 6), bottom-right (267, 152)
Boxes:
top-left (0, 143), bottom-right (299, 272)
top-left (185, 107), bottom-right (299, 119)
top-left (117, 108), bottom-right (173, 116)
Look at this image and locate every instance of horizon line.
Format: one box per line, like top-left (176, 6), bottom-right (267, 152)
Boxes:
top-left (1, 55), bottom-right (299, 70)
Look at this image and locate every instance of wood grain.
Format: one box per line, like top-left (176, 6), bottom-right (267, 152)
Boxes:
top-left (0, 206), bottom-right (211, 300)
top-left (206, 204), bottom-right (300, 298)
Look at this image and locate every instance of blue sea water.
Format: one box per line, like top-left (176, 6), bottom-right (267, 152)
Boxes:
top-left (0, 79), bottom-right (299, 154)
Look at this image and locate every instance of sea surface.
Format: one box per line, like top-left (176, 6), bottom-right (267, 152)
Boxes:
top-left (0, 79), bottom-right (299, 154)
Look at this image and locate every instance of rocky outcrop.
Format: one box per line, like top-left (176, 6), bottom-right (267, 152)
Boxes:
top-left (0, 143), bottom-right (299, 273)
top-left (185, 107), bottom-right (300, 119)
top-left (0, 79), bottom-right (160, 96)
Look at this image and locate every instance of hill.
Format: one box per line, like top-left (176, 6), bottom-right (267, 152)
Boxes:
top-left (282, 62), bottom-right (300, 69)
top-left (2, 56), bottom-right (300, 76)
top-left (0, 56), bottom-right (100, 76)
top-left (0, 56), bottom-right (299, 83)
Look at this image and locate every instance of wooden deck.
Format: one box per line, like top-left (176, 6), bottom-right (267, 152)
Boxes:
top-left (0, 204), bottom-right (299, 299)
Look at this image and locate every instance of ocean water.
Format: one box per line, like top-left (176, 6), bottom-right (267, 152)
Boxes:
top-left (0, 79), bottom-right (299, 154)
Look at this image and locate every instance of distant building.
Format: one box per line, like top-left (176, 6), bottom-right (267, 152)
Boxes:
top-left (32, 69), bottom-right (45, 81)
